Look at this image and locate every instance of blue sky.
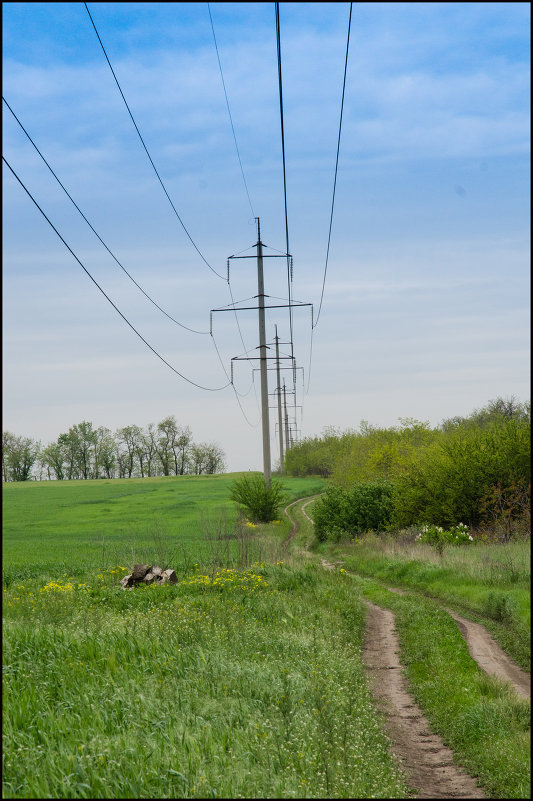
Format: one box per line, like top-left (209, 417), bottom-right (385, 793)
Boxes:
top-left (3, 2), bottom-right (530, 472)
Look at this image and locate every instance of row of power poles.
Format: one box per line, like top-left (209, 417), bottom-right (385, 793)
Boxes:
top-left (211, 218), bottom-right (310, 486)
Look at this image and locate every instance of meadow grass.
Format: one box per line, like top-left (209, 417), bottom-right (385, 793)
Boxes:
top-left (3, 563), bottom-right (407, 799)
top-left (320, 534), bottom-right (530, 671)
top-left (349, 574), bottom-right (530, 800)
top-left (2, 473), bottom-right (325, 585)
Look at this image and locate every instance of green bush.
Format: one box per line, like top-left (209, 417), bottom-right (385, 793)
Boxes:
top-left (392, 418), bottom-right (530, 529)
top-left (314, 482), bottom-right (394, 542)
top-left (416, 522), bottom-right (474, 555)
top-left (229, 474), bottom-right (287, 523)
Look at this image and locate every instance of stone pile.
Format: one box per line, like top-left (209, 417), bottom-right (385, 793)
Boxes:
top-left (120, 563), bottom-right (178, 589)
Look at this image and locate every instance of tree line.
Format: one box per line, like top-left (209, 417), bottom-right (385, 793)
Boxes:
top-left (285, 397), bottom-right (531, 537)
top-left (2, 416), bottom-right (226, 481)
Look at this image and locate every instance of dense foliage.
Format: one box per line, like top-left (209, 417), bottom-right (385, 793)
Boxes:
top-left (314, 482), bottom-right (394, 541)
top-left (2, 415), bottom-right (226, 481)
top-left (230, 473), bottom-right (287, 523)
top-left (286, 397), bottom-right (530, 538)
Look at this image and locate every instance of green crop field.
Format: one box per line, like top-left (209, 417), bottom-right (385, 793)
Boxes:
top-left (2, 473), bottom-right (412, 799)
top-left (2, 473), bottom-right (325, 584)
top-left (3, 474), bottom-right (530, 799)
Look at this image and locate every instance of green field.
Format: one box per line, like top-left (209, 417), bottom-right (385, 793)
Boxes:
top-left (3, 475), bottom-right (530, 798)
top-left (2, 473), bottom-right (325, 584)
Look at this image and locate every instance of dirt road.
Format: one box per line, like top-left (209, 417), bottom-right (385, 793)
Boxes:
top-left (296, 497), bottom-right (530, 798)
top-left (363, 600), bottom-right (486, 798)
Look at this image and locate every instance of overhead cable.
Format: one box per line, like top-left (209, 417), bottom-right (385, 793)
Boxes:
top-left (3, 156), bottom-right (231, 392)
top-left (3, 96), bottom-right (211, 336)
top-left (313, 2), bottom-right (353, 329)
top-left (84, 2), bottom-right (225, 280)
top-left (275, 2), bottom-right (298, 422)
top-left (274, 2), bottom-right (294, 354)
top-left (5, 99), bottom-right (257, 419)
top-left (207, 3), bottom-right (255, 218)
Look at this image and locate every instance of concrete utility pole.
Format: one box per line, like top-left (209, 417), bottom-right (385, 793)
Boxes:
top-left (283, 380), bottom-right (290, 455)
top-left (256, 219), bottom-right (271, 486)
top-left (274, 324), bottom-right (284, 473)
top-left (211, 222), bottom-right (311, 487)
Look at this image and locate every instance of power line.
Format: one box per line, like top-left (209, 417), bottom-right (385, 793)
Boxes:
top-left (3, 155), bottom-right (232, 393)
top-left (5, 97), bottom-right (258, 420)
top-left (313, 2), bottom-right (353, 329)
top-left (207, 3), bottom-right (255, 218)
top-left (275, 2), bottom-right (300, 430)
top-left (84, 3), bottom-right (261, 416)
top-left (84, 2), bottom-right (225, 280)
top-left (210, 330), bottom-right (260, 427)
top-left (3, 96), bottom-right (211, 337)
top-left (274, 2), bottom-right (295, 363)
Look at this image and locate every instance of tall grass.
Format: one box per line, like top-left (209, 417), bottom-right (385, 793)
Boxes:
top-left (3, 565), bottom-right (407, 799)
top-left (2, 473), bottom-right (325, 586)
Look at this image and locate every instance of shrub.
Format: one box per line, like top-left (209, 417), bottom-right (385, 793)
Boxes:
top-left (482, 591), bottom-right (517, 624)
top-left (416, 522), bottom-right (474, 555)
top-left (229, 474), bottom-right (287, 523)
top-left (313, 482), bottom-right (394, 542)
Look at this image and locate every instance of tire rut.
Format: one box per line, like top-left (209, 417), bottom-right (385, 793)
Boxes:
top-left (363, 601), bottom-right (486, 799)
top-left (289, 495), bottom-right (530, 798)
top-left (282, 494), bottom-right (323, 549)
top-left (388, 587), bottom-right (530, 700)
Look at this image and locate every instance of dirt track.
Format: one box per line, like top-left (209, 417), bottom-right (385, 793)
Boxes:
top-left (363, 600), bottom-right (486, 798)
top-left (446, 607), bottom-right (530, 700)
top-left (298, 498), bottom-right (530, 798)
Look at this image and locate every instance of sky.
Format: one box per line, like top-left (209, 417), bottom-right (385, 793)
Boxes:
top-left (2, 2), bottom-right (530, 473)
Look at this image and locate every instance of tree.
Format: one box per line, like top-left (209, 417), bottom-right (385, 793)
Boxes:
top-left (203, 443), bottom-right (226, 474)
top-left (40, 441), bottom-right (66, 480)
top-left (156, 416), bottom-right (177, 476)
top-left (175, 426), bottom-right (192, 475)
top-left (156, 416), bottom-right (192, 476)
top-left (66, 422), bottom-right (97, 479)
top-left (141, 423), bottom-right (159, 477)
top-left (2, 432), bottom-right (39, 481)
top-left (190, 444), bottom-right (208, 475)
top-left (116, 425), bottom-right (143, 478)
top-left (94, 427), bottom-right (116, 479)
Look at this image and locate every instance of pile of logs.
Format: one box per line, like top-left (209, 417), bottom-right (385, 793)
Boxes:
top-left (120, 563), bottom-right (178, 589)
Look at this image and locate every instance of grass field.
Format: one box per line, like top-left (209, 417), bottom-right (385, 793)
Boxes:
top-left (3, 475), bottom-right (530, 798)
top-left (3, 474), bottom-right (411, 799)
top-left (2, 473), bottom-right (325, 584)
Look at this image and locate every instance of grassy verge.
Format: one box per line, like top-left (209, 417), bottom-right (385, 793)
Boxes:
top-left (351, 574), bottom-right (530, 800)
top-left (3, 564), bottom-right (407, 799)
top-left (319, 535), bottom-right (530, 671)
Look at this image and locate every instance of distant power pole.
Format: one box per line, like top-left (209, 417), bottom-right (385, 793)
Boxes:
top-left (255, 219), bottom-right (272, 486)
top-left (283, 380), bottom-right (290, 454)
top-left (210, 218), bottom-right (312, 487)
top-left (274, 324), bottom-right (284, 473)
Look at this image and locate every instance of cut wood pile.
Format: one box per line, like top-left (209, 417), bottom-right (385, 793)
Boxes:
top-left (120, 564), bottom-right (178, 589)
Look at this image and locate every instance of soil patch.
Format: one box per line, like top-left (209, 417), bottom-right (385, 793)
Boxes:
top-left (363, 600), bottom-right (486, 799)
